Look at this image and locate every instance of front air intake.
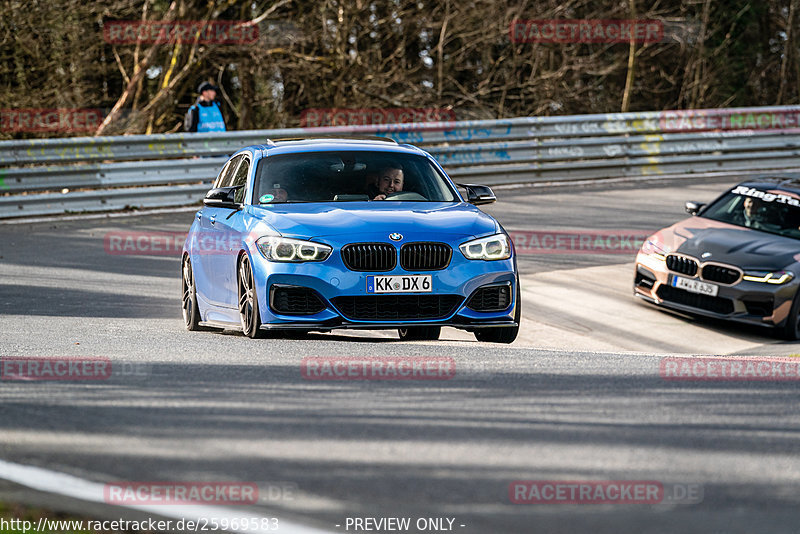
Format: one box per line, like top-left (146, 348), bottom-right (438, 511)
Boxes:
top-left (332, 295), bottom-right (463, 320)
top-left (466, 284), bottom-right (512, 312)
top-left (270, 285), bottom-right (326, 315)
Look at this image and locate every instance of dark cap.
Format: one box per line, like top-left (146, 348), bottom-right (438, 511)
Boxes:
top-left (197, 81), bottom-right (219, 94)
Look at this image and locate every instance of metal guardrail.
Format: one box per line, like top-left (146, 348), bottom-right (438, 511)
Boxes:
top-left (1, 106), bottom-right (799, 218)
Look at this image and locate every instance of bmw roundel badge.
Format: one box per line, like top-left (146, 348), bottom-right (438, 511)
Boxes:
top-left (389, 233), bottom-right (403, 241)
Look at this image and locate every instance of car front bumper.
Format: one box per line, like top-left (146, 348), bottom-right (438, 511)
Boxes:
top-left (249, 246), bottom-right (519, 331)
top-left (633, 252), bottom-right (798, 328)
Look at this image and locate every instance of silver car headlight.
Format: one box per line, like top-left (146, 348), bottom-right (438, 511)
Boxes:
top-left (256, 236), bottom-right (332, 262)
top-left (459, 234), bottom-right (511, 260)
top-left (742, 270), bottom-right (794, 285)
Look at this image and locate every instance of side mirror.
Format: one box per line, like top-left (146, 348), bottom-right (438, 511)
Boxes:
top-left (685, 201), bottom-right (706, 216)
top-left (203, 186), bottom-right (242, 210)
top-left (458, 183), bottom-right (496, 205)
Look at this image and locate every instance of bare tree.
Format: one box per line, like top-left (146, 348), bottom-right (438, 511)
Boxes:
top-left (0, 0), bottom-right (798, 139)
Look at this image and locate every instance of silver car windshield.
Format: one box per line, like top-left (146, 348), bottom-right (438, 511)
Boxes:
top-left (702, 185), bottom-right (800, 240)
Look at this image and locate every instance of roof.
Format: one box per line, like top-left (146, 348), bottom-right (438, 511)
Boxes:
top-left (740, 174), bottom-right (800, 192)
top-left (266, 136), bottom-right (397, 146)
top-left (248, 137), bottom-right (426, 158)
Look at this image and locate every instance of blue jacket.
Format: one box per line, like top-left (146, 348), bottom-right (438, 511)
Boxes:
top-left (184, 98), bottom-right (226, 132)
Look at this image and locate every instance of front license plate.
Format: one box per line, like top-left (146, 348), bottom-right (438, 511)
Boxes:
top-left (367, 275), bottom-right (432, 293)
top-left (672, 275), bottom-right (718, 297)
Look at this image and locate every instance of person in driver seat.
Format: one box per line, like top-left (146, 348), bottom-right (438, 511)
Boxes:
top-left (732, 196), bottom-right (765, 229)
top-left (372, 165), bottom-right (404, 200)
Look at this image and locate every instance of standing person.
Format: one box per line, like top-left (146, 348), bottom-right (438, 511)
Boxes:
top-left (184, 81), bottom-right (227, 133)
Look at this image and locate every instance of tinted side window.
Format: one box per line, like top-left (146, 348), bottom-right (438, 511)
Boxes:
top-left (215, 155), bottom-right (242, 188)
top-left (212, 160), bottom-right (231, 189)
top-left (231, 156), bottom-right (250, 203)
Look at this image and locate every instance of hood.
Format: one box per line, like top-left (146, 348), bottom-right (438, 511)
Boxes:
top-left (657, 217), bottom-right (800, 271)
top-left (243, 202), bottom-right (499, 241)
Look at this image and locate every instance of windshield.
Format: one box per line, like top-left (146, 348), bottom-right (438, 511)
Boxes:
top-left (701, 185), bottom-right (800, 240)
top-left (252, 151), bottom-right (458, 204)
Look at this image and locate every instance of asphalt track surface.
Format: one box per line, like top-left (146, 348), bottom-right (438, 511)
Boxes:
top-left (1, 176), bottom-right (799, 533)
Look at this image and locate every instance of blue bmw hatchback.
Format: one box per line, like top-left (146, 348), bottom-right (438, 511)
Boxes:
top-left (181, 138), bottom-right (520, 342)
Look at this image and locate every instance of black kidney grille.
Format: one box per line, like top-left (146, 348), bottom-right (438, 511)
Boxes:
top-left (466, 284), bottom-right (512, 312)
top-left (332, 295), bottom-right (463, 320)
top-left (270, 285), bottom-right (326, 315)
top-left (701, 264), bottom-right (741, 285)
top-left (341, 243), bottom-right (396, 272)
top-left (666, 254), bottom-right (699, 276)
top-left (400, 243), bottom-right (452, 271)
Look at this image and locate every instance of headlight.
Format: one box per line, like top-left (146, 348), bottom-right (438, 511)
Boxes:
top-left (640, 236), bottom-right (668, 259)
top-left (742, 270), bottom-right (794, 284)
top-left (256, 236), bottom-right (332, 262)
top-left (459, 234), bottom-right (511, 260)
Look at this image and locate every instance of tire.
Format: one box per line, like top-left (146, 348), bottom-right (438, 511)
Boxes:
top-left (777, 291), bottom-right (800, 340)
top-left (474, 283), bottom-right (521, 344)
top-left (398, 326), bottom-right (441, 341)
top-left (181, 255), bottom-right (203, 331)
top-left (238, 255), bottom-right (266, 339)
